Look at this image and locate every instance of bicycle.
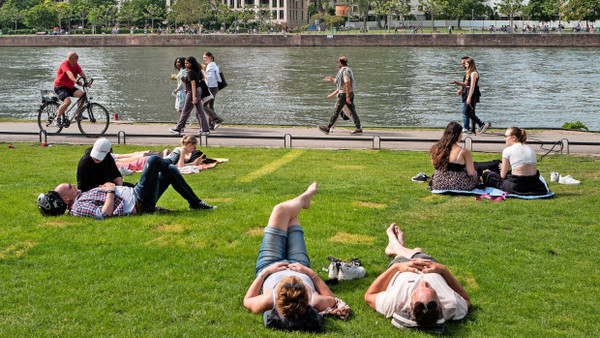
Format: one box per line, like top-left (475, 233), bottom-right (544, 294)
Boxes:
top-left (38, 78), bottom-right (110, 137)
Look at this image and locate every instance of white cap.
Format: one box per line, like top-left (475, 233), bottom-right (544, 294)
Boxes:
top-left (90, 138), bottom-right (111, 161)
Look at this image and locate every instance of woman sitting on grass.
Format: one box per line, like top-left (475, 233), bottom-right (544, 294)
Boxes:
top-left (243, 182), bottom-right (335, 331)
top-left (482, 127), bottom-right (548, 195)
top-left (429, 122), bottom-right (479, 191)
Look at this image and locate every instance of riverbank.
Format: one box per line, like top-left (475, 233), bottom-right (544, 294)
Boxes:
top-left (1, 121), bottom-right (598, 155)
top-left (2, 33), bottom-right (600, 47)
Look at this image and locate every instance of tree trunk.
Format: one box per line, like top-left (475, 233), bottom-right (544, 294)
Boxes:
top-left (457, 18), bottom-right (461, 30)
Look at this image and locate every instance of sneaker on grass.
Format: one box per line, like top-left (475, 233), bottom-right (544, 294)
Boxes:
top-left (411, 172), bottom-right (430, 182)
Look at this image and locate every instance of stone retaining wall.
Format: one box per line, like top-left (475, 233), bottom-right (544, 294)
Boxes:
top-left (1, 34), bottom-right (600, 47)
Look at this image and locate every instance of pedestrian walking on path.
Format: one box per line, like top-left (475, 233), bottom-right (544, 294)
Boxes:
top-left (318, 56), bottom-right (363, 135)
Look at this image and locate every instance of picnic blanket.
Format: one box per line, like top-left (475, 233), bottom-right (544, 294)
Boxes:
top-left (431, 175), bottom-right (554, 199)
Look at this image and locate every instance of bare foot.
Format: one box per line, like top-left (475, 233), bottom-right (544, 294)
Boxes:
top-left (299, 181), bottom-right (318, 209)
top-left (396, 226), bottom-right (405, 247)
top-left (385, 223), bottom-right (403, 256)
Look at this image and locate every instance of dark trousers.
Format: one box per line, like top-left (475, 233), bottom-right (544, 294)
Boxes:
top-left (133, 156), bottom-right (202, 213)
top-left (203, 87), bottom-right (222, 127)
top-left (175, 88), bottom-right (210, 132)
top-left (482, 170), bottom-right (548, 195)
top-left (463, 102), bottom-right (483, 132)
top-left (327, 92), bottom-right (361, 129)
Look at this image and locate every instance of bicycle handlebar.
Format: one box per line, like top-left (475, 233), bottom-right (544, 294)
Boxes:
top-left (78, 77), bottom-right (94, 88)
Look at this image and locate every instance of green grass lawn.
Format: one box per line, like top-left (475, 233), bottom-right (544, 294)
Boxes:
top-left (1, 142), bottom-right (599, 336)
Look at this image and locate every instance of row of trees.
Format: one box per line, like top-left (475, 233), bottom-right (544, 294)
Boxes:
top-left (0, 0), bottom-right (279, 33)
top-left (311, 0), bottom-right (600, 31)
top-left (0, 0), bottom-right (598, 32)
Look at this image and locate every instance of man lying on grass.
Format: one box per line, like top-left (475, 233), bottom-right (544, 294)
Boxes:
top-left (365, 223), bottom-right (470, 331)
top-left (37, 155), bottom-right (216, 220)
top-left (243, 182), bottom-right (335, 331)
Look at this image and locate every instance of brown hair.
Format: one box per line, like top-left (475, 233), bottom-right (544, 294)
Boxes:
top-left (465, 57), bottom-right (478, 80)
top-left (275, 276), bottom-right (309, 319)
top-left (507, 126), bottom-right (527, 143)
top-left (180, 135), bottom-right (198, 146)
top-left (430, 122), bottom-right (463, 170)
top-left (412, 300), bottom-right (441, 327)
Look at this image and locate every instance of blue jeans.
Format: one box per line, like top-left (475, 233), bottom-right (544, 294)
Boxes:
top-left (255, 225), bottom-right (310, 275)
top-left (461, 102), bottom-right (470, 130)
top-left (133, 155), bottom-right (201, 213)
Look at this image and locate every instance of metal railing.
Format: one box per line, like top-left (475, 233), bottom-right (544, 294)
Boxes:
top-left (0, 129), bottom-right (597, 155)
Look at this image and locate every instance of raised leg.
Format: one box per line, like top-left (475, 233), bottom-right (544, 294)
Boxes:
top-left (266, 182), bottom-right (317, 232)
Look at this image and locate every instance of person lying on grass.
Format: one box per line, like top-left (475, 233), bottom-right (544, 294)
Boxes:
top-left (114, 136), bottom-right (211, 174)
top-left (37, 155), bottom-right (216, 220)
top-left (243, 182), bottom-right (336, 331)
top-left (365, 223), bottom-right (470, 330)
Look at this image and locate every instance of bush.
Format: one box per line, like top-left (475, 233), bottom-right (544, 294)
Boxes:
top-left (290, 25), bottom-right (308, 33)
top-left (562, 121), bottom-right (589, 131)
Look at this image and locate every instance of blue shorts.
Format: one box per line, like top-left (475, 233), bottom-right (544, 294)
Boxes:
top-left (54, 86), bottom-right (78, 101)
top-left (255, 225), bottom-right (310, 276)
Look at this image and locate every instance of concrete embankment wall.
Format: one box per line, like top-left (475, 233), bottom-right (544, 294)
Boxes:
top-left (1, 34), bottom-right (600, 47)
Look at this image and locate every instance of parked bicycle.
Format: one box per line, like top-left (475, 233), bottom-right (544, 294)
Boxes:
top-left (38, 78), bottom-right (110, 137)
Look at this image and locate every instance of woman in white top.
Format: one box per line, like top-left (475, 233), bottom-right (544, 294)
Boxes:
top-left (243, 182), bottom-right (335, 328)
top-left (482, 127), bottom-right (549, 195)
top-left (172, 57), bottom-right (187, 115)
top-left (201, 52), bottom-right (224, 130)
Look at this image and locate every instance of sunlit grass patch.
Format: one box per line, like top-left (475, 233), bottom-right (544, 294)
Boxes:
top-left (0, 241), bottom-right (37, 259)
top-left (351, 201), bottom-right (387, 209)
top-left (244, 228), bottom-right (264, 237)
top-left (333, 165), bottom-right (365, 170)
top-left (329, 232), bottom-right (375, 244)
top-left (236, 149), bottom-right (305, 183)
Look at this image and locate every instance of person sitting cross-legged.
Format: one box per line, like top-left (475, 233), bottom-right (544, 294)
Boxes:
top-left (243, 182), bottom-right (335, 331)
top-left (38, 155), bottom-right (216, 219)
top-left (365, 223), bottom-right (470, 330)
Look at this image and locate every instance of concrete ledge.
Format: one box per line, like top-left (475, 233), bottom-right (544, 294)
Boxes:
top-left (1, 34), bottom-right (600, 47)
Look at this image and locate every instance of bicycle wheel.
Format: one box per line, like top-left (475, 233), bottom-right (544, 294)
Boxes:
top-left (78, 103), bottom-right (110, 137)
top-left (37, 101), bottom-right (63, 134)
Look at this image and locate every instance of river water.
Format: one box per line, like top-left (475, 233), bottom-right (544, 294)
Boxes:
top-left (1, 46), bottom-right (599, 130)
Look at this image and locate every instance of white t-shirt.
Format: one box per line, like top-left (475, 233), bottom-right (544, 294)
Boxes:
top-left (116, 186), bottom-right (136, 214)
top-left (375, 272), bottom-right (468, 320)
top-left (502, 143), bottom-right (537, 169)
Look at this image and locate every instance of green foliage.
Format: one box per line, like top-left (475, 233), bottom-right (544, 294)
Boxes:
top-left (23, 4), bottom-right (57, 29)
top-left (497, 0), bottom-right (523, 27)
top-left (562, 0), bottom-right (600, 22)
top-left (0, 144), bottom-right (599, 335)
top-left (561, 121), bottom-right (589, 131)
top-left (523, 0), bottom-right (560, 22)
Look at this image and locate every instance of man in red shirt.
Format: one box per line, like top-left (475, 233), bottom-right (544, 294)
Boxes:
top-left (53, 51), bottom-right (89, 127)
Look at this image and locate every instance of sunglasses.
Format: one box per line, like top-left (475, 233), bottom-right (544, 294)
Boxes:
top-left (504, 134), bottom-right (512, 138)
top-left (413, 300), bottom-right (438, 312)
top-left (281, 282), bottom-right (305, 290)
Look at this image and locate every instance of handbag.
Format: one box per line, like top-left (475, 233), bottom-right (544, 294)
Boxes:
top-left (217, 72), bottom-right (228, 90)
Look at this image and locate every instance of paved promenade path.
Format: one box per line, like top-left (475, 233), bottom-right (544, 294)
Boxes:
top-left (1, 121), bottom-right (598, 156)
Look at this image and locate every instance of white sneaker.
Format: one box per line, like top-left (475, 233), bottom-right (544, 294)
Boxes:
top-left (337, 261), bottom-right (366, 280)
top-left (119, 166), bottom-right (133, 176)
top-left (327, 261), bottom-right (339, 279)
top-left (550, 172), bottom-right (559, 182)
top-left (558, 175), bottom-right (580, 185)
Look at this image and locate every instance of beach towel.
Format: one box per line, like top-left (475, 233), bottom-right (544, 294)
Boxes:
top-left (431, 175), bottom-right (554, 199)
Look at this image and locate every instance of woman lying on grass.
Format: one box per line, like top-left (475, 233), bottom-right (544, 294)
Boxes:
top-left (482, 127), bottom-right (549, 195)
top-left (243, 182), bottom-right (335, 331)
top-left (113, 135), bottom-right (208, 172)
top-left (429, 122), bottom-right (479, 191)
